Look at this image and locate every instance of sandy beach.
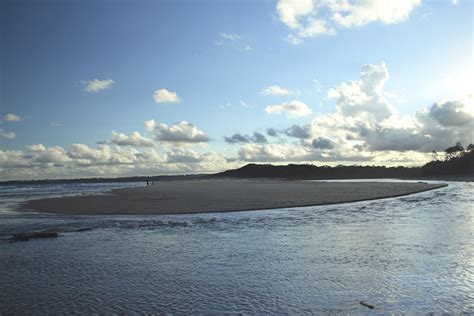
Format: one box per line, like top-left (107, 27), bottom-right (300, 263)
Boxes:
top-left (20, 179), bottom-right (447, 215)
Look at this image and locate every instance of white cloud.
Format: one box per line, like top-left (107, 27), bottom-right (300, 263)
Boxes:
top-left (153, 88), bottom-right (180, 104)
top-left (238, 143), bottom-right (312, 162)
top-left (277, 0), bottom-right (314, 29)
top-left (166, 147), bottom-right (203, 163)
top-left (215, 32), bottom-right (252, 52)
top-left (330, 0), bottom-right (422, 28)
top-left (276, 0), bottom-right (421, 44)
top-left (3, 113), bottom-right (23, 122)
top-left (26, 144), bottom-right (46, 152)
top-left (0, 143), bottom-right (233, 181)
top-left (0, 128), bottom-right (16, 140)
top-left (68, 144), bottom-right (113, 163)
top-left (285, 34), bottom-right (303, 45)
top-left (110, 131), bottom-right (154, 147)
top-left (307, 62), bottom-right (474, 155)
top-left (240, 100), bottom-right (250, 108)
top-left (261, 85), bottom-right (294, 96)
top-left (34, 146), bottom-right (71, 164)
top-left (0, 150), bottom-right (31, 169)
top-left (83, 79), bottom-right (115, 92)
top-left (240, 62), bottom-right (472, 167)
top-left (165, 148), bottom-right (227, 165)
top-left (218, 32), bottom-right (240, 41)
top-left (265, 100), bottom-right (312, 118)
top-left (328, 62), bottom-right (395, 121)
top-left (145, 120), bottom-right (210, 144)
top-left (297, 18), bottom-right (336, 38)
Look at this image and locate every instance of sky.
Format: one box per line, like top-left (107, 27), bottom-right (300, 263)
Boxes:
top-left (1, 0), bottom-right (473, 180)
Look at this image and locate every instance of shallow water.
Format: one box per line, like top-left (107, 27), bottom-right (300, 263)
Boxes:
top-left (0, 181), bottom-right (473, 314)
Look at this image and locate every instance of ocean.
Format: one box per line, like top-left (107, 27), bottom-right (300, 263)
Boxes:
top-left (0, 180), bottom-right (472, 314)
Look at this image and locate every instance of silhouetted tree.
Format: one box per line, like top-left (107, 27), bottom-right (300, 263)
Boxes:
top-left (444, 142), bottom-right (464, 160)
top-left (422, 142), bottom-right (474, 176)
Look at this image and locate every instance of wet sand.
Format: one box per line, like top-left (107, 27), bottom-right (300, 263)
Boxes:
top-left (22, 179), bottom-right (447, 215)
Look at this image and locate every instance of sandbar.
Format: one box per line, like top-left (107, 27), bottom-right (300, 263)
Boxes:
top-left (21, 179), bottom-right (447, 215)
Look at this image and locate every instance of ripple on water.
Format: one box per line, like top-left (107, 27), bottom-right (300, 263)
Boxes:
top-left (0, 181), bottom-right (473, 314)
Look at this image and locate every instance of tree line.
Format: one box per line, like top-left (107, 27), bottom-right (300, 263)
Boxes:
top-left (422, 142), bottom-right (474, 176)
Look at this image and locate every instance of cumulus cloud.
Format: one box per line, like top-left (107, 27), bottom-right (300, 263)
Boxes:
top-left (306, 62), bottom-right (474, 156)
top-left (166, 148), bottom-right (227, 165)
top-left (277, 0), bottom-right (420, 44)
top-left (427, 100), bottom-right (473, 127)
top-left (68, 144), bottom-right (114, 163)
top-left (3, 113), bottom-right (23, 122)
top-left (277, 0), bottom-right (314, 29)
top-left (109, 131), bottom-right (154, 147)
top-left (331, 0), bottom-right (422, 28)
top-left (242, 62), bottom-right (472, 167)
top-left (261, 85), bottom-right (294, 96)
top-left (284, 124), bottom-right (311, 139)
top-left (0, 150), bottom-right (31, 169)
top-left (34, 146), bottom-right (71, 164)
top-left (0, 128), bottom-right (15, 140)
top-left (265, 100), bottom-right (312, 118)
top-left (234, 141), bottom-right (375, 164)
top-left (328, 62), bottom-right (395, 121)
top-left (337, 98), bottom-right (474, 154)
top-left (153, 88), bottom-right (180, 104)
top-left (26, 144), bottom-right (46, 152)
top-left (0, 142), bottom-right (234, 181)
top-left (238, 143), bottom-right (312, 162)
top-left (83, 79), bottom-right (115, 92)
top-left (225, 132), bottom-right (268, 144)
top-left (312, 137), bottom-right (334, 149)
top-left (267, 128), bottom-right (279, 137)
top-left (166, 148), bottom-right (203, 163)
top-left (145, 120), bottom-right (210, 144)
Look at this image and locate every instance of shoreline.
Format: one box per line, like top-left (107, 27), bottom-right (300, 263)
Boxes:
top-left (20, 179), bottom-right (448, 216)
top-left (408, 175), bottom-right (473, 182)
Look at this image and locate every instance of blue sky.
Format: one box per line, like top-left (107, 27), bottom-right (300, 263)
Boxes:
top-left (1, 0), bottom-right (473, 180)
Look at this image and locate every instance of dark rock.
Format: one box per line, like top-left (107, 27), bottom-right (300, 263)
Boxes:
top-left (76, 227), bottom-right (93, 232)
top-left (359, 301), bottom-right (375, 309)
top-left (10, 231), bottom-right (59, 242)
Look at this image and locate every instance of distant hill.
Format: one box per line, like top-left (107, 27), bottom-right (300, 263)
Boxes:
top-left (216, 143), bottom-right (474, 180)
top-left (214, 163), bottom-right (420, 179)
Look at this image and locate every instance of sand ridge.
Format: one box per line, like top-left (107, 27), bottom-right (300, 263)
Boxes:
top-left (21, 179), bottom-right (447, 215)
